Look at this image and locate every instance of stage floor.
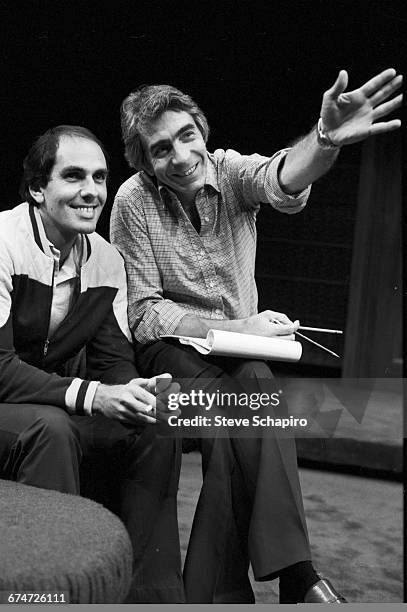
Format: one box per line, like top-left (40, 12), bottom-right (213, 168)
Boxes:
top-left (179, 452), bottom-right (403, 603)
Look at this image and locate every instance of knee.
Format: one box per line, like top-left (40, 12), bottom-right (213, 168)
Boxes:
top-left (233, 360), bottom-right (272, 379)
top-left (30, 407), bottom-right (80, 447)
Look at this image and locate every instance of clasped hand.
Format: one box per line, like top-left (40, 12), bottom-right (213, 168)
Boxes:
top-left (320, 68), bottom-right (402, 146)
top-left (92, 373), bottom-right (180, 424)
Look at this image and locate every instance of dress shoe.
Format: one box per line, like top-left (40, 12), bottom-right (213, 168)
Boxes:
top-left (304, 579), bottom-right (347, 603)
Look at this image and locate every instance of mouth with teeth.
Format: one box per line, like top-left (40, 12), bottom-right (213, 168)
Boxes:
top-left (173, 162), bottom-right (199, 179)
top-left (69, 204), bottom-right (100, 219)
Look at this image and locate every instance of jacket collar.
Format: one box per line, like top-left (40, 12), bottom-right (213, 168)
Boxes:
top-left (28, 203), bottom-right (91, 262)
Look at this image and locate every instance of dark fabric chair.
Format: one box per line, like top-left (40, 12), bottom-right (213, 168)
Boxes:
top-left (0, 478), bottom-right (133, 604)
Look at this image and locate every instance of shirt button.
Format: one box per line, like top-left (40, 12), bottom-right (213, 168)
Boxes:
top-left (203, 216), bottom-right (209, 223)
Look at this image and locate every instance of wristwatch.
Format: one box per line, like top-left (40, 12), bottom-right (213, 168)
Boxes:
top-left (316, 118), bottom-right (340, 150)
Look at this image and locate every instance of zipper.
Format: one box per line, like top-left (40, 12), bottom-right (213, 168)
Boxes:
top-left (43, 261), bottom-right (56, 365)
top-left (42, 237), bottom-right (83, 361)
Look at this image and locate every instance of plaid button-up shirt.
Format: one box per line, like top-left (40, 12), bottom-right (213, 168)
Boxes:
top-left (110, 148), bottom-right (310, 343)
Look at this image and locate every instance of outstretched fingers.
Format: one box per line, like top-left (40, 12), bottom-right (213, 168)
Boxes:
top-left (369, 119), bottom-right (402, 136)
top-left (360, 68), bottom-right (398, 98)
top-left (369, 74), bottom-right (403, 107)
top-left (373, 93), bottom-right (403, 120)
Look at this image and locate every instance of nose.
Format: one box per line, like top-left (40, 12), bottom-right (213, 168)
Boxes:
top-left (79, 177), bottom-right (98, 202)
top-left (172, 142), bottom-right (190, 165)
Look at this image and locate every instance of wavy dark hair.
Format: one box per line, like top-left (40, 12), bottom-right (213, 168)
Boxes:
top-left (120, 84), bottom-right (209, 172)
top-left (20, 125), bottom-right (108, 206)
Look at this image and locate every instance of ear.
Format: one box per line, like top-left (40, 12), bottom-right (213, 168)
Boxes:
top-left (28, 186), bottom-right (45, 205)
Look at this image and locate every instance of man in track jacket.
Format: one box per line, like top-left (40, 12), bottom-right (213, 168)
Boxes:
top-left (0, 125), bottom-right (184, 603)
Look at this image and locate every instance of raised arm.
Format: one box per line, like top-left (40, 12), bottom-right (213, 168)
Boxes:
top-left (279, 68), bottom-right (402, 194)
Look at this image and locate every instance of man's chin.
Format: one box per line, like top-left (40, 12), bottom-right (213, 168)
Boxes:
top-left (173, 176), bottom-right (205, 195)
top-left (74, 220), bottom-right (98, 234)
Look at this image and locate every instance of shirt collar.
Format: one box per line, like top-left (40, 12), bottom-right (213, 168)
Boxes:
top-left (204, 152), bottom-right (221, 194)
top-left (49, 241), bottom-right (79, 281)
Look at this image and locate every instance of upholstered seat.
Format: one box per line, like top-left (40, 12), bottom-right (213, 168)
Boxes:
top-left (0, 479), bottom-right (133, 603)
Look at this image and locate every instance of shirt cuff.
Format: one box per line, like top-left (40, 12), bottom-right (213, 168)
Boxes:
top-left (133, 300), bottom-right (188, 343)
top-left (266, 149), bottom-right (311, 212)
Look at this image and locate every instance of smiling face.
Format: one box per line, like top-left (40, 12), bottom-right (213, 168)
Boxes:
top-left (142, 110), bottom-right (208, 207)
top-left (30, 135), bottom-right (108, 251)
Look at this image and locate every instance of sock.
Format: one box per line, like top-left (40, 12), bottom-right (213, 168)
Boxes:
top-left (278, 561), bottom-right (320, 603)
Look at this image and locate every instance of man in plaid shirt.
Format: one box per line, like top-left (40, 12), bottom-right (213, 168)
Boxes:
top-left (110, 70), bottom-right (401, 603)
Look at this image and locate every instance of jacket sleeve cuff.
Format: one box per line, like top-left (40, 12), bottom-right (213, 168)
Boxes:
top-left (84, 381), bottom-right (100, 416)
top-left (65, 378), bottom-right (99, 415)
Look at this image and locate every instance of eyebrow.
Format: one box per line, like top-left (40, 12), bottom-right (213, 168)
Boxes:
top-left (60, 165), bottom-right (108, 176)
top-left (149, 123), bottom-right (197, 154)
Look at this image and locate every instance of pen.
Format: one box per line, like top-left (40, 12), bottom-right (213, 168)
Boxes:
top-left (272, 319), bottom-right (341, 359)
top-left (299, 326), bottom-right (343, 334)
top-left (295, 330), bottom-right (340, 359)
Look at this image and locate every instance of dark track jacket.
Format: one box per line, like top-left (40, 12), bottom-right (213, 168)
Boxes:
top-left (0, 202), bottom-right (138, 414)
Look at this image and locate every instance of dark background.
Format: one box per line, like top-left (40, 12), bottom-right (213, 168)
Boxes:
top-left (1, 0), bottom-right (404, 370)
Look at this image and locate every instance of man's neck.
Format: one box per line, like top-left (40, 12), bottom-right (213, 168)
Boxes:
top-left (50, 236), bottom-right (76, 267)
top-left (178, 192), bottom-right (196, 211)
top-left (175, 192), bottom-right (201, 233)
top-left (59, 244), bottom-right (75, 267)
top-left (38, 211), bottom-right (77, 265)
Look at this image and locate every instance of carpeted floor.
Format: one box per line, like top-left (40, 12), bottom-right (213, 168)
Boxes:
top-left (178, 452), bottom-right (403, 603)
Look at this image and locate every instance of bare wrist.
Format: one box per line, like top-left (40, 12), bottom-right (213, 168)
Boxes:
top-left (234, 318), bottom-right (246, 333)
top-left (92, 384), bottom-right (107, 414)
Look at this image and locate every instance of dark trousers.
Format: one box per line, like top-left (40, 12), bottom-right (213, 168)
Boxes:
top-left (135, 340), bottom-right (312, 603)
top-left (0, 403), bottom-right (184, 603)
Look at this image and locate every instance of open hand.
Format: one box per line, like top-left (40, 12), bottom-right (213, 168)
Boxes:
top-left (320, 68), bottom-right (402, 146)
